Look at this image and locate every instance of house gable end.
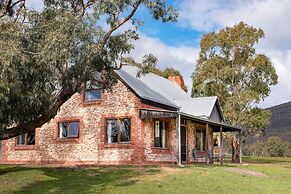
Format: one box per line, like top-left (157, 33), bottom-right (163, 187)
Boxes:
top-left (210, 101), bottom-right (224, 122)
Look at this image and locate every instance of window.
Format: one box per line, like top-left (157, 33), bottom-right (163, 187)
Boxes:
top-left (16, 130), bottom-right (35, 146)
top-left (84, 81), bottom-right (101, 101)
top-left (181, 118), bottom-right (187, 125)
top-left (107, 118), bottom-right (131, 143)
top-left (196, 129), bottom-right (205, 151)
top-left (59, 122), bottom-right (79, 138)
top-left (154, 120), bottom-right (167, 148)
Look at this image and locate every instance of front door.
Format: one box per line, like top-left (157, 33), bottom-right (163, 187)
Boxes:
top-left (181, 126), bottom-right (187, 162)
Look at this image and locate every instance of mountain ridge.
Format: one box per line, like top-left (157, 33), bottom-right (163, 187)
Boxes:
top-left (247, 101), bottom-right (291, 143)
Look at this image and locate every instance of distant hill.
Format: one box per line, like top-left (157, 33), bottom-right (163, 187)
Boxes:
top-left (247, 101), bottom-right (291, 143)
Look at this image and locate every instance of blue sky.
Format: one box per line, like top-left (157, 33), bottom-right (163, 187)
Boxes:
top-left (134, 4), bottom-right (203, 47)
top-left (27, 0), bottom-right (291, 108)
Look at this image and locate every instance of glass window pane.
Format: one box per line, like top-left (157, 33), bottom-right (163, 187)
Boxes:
top-left (27, 131), bottom-right (35, 145)
top-left (155, 121), bottom-right (160, 137)
top-left (68, 122), bottom-right (79, 137)
top-left (154, 121), bottom-right (161, 147)
top-left (161, 122), bottom-right (166, 148)
top-left (107, 120), bottom-right (118, 143)
top-left (85, 89), bottom-right (101, 101)
top-left (59, 122), bottom-right (68, 138)
top-left (196, 132), bottom-right (201, 151)
top-left (120, 119), bottom-right (131, 142)
top-left (196, 129), bottom-right (204, 151)
top-left (16, 134), bottom-right (25, 145)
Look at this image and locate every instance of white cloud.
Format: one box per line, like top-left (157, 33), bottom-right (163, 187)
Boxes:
top-left (130, 34), bottom-right (199, 93)
top-left (178, 0), bottom-right (291, 49)
top-left (177, 0), bottom-right (291, 107)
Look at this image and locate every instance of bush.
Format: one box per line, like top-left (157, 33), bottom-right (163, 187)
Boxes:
top-left (265, 136), bottom-right (286, 157)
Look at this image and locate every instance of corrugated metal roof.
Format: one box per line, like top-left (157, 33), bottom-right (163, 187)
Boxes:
top-left (115, 66), bottom-right (179, 108)
top-left (115, 65), bottom-right (222, 118)
top-left (176, 96), bottom-right (218, 118)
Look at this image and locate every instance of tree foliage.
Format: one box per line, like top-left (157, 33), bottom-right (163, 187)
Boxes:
top-left (0, 0), bottom-right (178, 140)
top-left (191, 22), bottom-right (278, 138)
top-left (244, 137), bottom-right (291, 157)
top-left (161, 67), bottom-right (180, 78)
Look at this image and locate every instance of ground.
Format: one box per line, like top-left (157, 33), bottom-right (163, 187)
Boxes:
top-left (1, 157), bottom-right (291, 193)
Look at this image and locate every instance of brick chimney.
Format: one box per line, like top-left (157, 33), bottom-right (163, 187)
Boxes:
top-left (168, 75), bottom-right (185, 89)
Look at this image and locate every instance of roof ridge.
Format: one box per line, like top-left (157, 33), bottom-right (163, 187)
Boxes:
top-left (123, 64), bottom-right (188, 93)
top-left (180, 96), bottom-right (217, 101)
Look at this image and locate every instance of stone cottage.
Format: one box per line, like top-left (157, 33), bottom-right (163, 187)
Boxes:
top-left (0, 65), bottom-right (241, 166)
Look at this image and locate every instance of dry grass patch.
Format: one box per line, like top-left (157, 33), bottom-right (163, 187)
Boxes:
top-left (226, 167), bottom-right (267, 177)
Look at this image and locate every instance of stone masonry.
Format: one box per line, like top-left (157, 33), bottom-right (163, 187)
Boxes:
top-left (0, 79), bottom-right (214, 166)
top-left (1, 80), bottom-right (178, 165)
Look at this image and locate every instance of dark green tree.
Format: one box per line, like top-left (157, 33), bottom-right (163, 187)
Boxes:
top-left (191, 22), bottom-right (278, 138)
top-left (0, 0), bottom-right (178, 139)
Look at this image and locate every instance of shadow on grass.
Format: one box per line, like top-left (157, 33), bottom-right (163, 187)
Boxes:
top-left (10, 166), bottom-right (161, 194)
top-left (0, 165), bottom-right (28, 175)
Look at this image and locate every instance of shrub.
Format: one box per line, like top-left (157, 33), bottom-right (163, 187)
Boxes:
top-left (265, 136), bottom-right (286, 157)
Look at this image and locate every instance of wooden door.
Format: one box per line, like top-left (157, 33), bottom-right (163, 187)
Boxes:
top-left (181, 126), bottom-right (187, 162)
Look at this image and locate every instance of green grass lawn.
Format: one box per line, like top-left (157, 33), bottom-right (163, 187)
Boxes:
top-left (1, 157), bottom-right (291, 194)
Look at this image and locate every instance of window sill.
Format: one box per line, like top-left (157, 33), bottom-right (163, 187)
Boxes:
top-left (14, 145), bottom-right (35, 150)
top-left (104, 143), bottom-right (131, 149)
top-left (153, 147), bottom-right (169, 150)
top-left (82, 100), bottom-right (101, 106)
top-left (54, 138), bottom-right (80, 144)
top-left (59, 136), bottom-right (79, 139)
top-left (152, 147), bottom-right (172, 154)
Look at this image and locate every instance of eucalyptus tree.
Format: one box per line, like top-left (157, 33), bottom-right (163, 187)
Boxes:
top-left (0, 0), bottom-right (178, 139)
top-left (192, 22), bottom-right (278, 138)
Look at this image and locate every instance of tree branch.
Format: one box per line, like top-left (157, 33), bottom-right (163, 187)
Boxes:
top-left (84, 0), bottom-right (97, 10)
top-left (0, 0), bottom-right (26, 18)
top-left (0, 83), bottom-right (81, 140)
top-left (101, 0), bottom-right (142, 48)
